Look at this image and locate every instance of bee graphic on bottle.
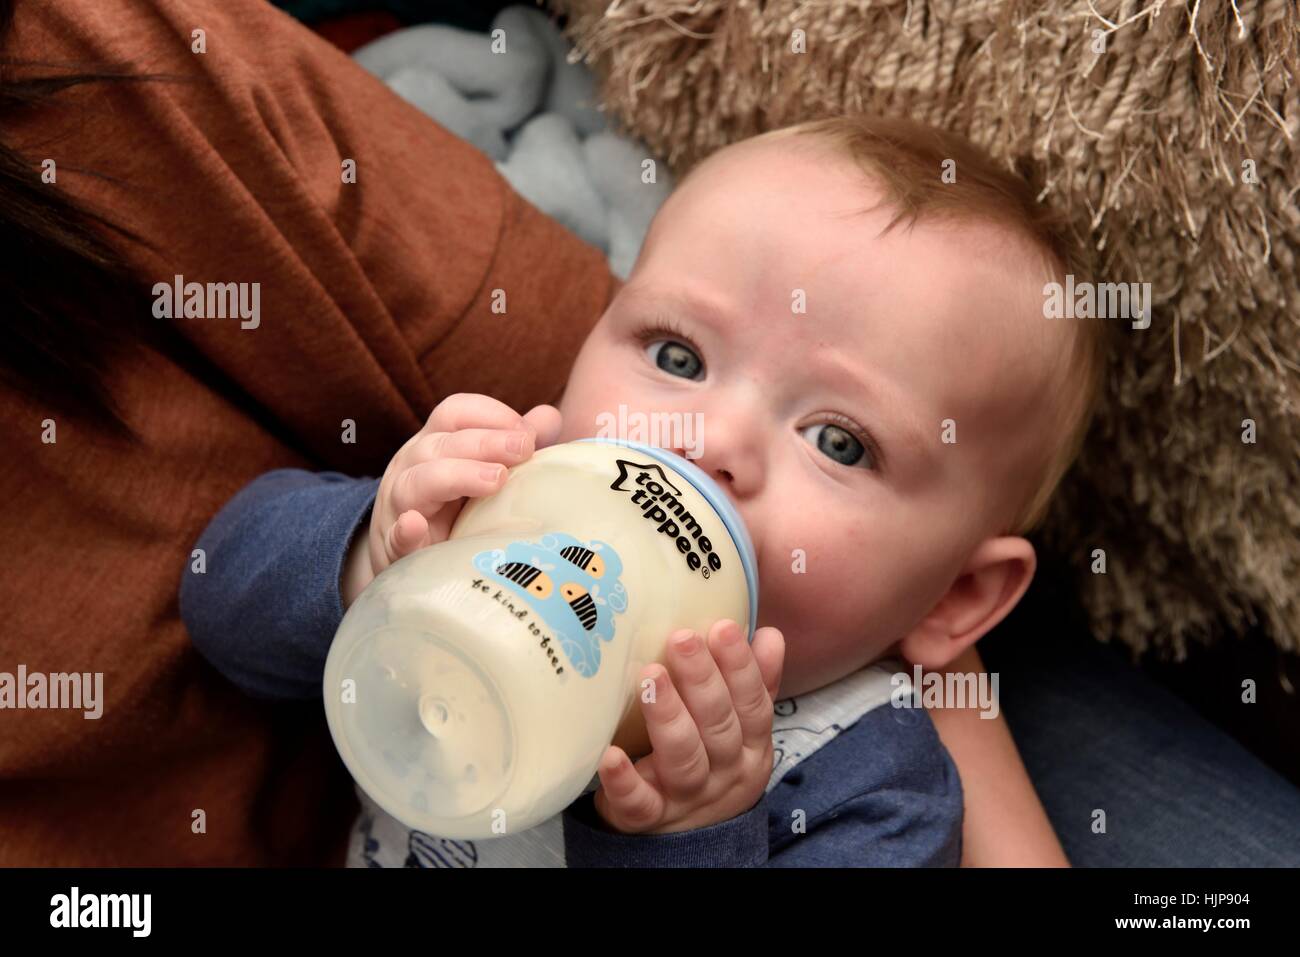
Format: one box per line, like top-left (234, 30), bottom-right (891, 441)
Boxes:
top-left (473, 533), bottom-right (628, 678)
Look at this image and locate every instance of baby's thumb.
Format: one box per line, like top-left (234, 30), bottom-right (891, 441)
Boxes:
top-left (521, 404), bottom-right (563, 450)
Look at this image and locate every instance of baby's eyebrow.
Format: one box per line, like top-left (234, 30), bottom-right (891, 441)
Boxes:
top-left (619, 283), bottom-right (733, 331)
top-left (807, 347), bottom-right (932, 473)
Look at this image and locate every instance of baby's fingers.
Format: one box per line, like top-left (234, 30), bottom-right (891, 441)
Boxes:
top-left (385, 509), bottom-right (431, 564)
top-left (713, 624), bottom-right (785, 745)
top-left (752, 626), bottom-right (786, 705)
top-left (391, 457), bottom-right (506, 517)
top-left (423, 393), bottom-right (531, 437)
top-left (406, 428), bottom-right (534, 468)
top-left (591, 745), bottom-right (666, 834)
top-left (638, 657), bottom-right (713, 799)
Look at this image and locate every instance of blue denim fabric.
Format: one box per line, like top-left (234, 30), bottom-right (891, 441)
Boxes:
top-left (981, 600), bottom-right (1300, 867)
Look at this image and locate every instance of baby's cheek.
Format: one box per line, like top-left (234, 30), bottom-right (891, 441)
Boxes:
top-left (762, 527), bottom-right (917, 647)
top-left (764, 547), bottom-right (878, 624)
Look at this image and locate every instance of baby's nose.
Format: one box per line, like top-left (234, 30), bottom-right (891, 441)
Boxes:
top-left (669, 445), bottom-right (733, 486)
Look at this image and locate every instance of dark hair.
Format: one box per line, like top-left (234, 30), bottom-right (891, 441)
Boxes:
top-left (0, 0), bottom-right (166, 438)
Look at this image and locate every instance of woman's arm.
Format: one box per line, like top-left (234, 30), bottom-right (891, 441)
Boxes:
top-left (926, 645), bottom-right (1070, 866)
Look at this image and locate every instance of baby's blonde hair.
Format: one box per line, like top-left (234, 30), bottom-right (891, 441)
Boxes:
top-left (747, 115), bottom-right (1109, 535)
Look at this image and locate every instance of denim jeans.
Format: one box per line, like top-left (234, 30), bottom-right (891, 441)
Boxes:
top-left (981, 571), bottom-right (1300, 867)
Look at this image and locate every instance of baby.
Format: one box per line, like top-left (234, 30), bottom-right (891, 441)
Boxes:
top-left (181, 115), bottom-right (1104, 867)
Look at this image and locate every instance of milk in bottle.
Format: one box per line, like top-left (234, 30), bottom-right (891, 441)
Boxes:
top-left (322, 438), bottom-right (759, 839)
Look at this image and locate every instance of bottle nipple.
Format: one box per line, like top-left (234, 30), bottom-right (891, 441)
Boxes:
top-left (418, 694), bottom-right (452, 738)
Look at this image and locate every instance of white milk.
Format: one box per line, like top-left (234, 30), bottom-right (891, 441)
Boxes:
top-left (323, 438), bottom-right (758, 839)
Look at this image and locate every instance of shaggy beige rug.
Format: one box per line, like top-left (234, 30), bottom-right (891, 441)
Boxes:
top-left (548, 0), bottom-right (1300, 659)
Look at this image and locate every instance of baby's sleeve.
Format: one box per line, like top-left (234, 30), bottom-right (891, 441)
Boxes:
top-left (561, 703), bottom-right (963, 868)
top-left (562, 791), bottom-right (772, 867)
top-left (764, 704), bottom-right (964, 867)
top-left (179, 469), bottom-right (380, 701)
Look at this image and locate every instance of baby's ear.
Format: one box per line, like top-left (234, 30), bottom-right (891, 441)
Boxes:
top-left (899, 537), bottom-right (1036, 670)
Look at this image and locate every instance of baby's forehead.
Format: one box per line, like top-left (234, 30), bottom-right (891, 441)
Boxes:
top-left (648, 138), bottom-right (1074, 411)
top-left (667, 137), bottom-right (1056, 284)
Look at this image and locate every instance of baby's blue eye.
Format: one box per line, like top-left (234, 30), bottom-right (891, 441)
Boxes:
top-left (800, 423), bottom-right (874, 469)
top-left (645, 340), bottom-right (703, 380)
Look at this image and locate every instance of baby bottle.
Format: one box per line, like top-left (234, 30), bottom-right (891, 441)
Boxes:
top-left (322, 437), bottom-right (759, 840)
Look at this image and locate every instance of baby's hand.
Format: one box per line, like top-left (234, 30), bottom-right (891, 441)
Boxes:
top-left (342, 393), bottom-right (561, 606)
top-left (592, 619), bottom-right (785, 835)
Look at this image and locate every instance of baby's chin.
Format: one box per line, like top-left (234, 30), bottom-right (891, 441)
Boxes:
top-left (766, 614), bottom-right (904, 692)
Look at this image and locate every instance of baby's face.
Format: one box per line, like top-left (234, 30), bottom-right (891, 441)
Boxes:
top-left (556, 136), bottom-right (1068, 697)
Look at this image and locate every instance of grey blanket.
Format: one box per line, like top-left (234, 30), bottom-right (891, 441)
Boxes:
top-left (352, 5), bottom-right (674, 278)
